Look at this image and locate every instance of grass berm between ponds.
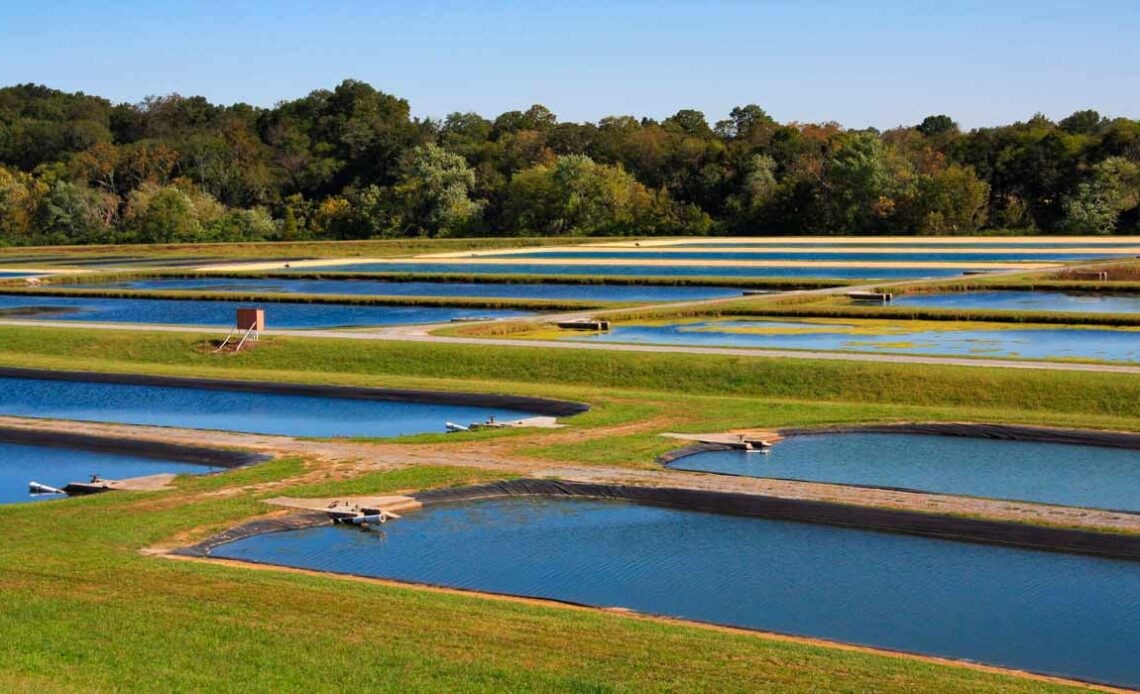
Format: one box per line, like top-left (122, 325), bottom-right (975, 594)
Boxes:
top-left (0, 323), bottom-right (1137, 691)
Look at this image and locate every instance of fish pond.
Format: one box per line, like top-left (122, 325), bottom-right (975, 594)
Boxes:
top-left (663, 240), bottom-right (1140, 249)
top-left (289, 262), bottom-right (992, 280)
top-left (67, 277), bottom-right (745, 302)
top-left (0, 377), bottom-right (542, 438)
top-left (0, 294), bottom-right (529, 329)
top-left (566, 318), bottom-right (1140, 362)
top-left (488, 249), bottom-right (1118, 262)
top-left (671, 433), bottom-right (1140, 511)
top-left (212, 496), bottom-right (1140, 687)
top-left (0, 441), bottom-right (219, 505)
top-left (892, 290), bottom-right (1140, 314)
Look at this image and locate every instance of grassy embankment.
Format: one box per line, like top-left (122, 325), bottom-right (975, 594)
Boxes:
top-left (0, 236), bottom-right (612, 265)
top-left (0, 267), bottom-right (857, 291)
top-left (2, 462), bottom-right (1099, 693)
top-left (0, 285), bottom-right (616, 313)
top-left (2, 323), bottom-right (1140, 461)
top-left (884, 260), bottom-right (1140, 295)
top-left (0, 324), bottom-right (1137, 690)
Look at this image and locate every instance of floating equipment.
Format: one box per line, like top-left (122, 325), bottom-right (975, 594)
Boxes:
top-left (28, 481), bottom-right (64, 495)
top-left (558, 319), bottom-right (611, 331)
top-left (445, 421), bottom-right (470, 432)
top-left (450, 316), bottom-right (495, 322)
top-left (327, 502), bottom-right (403, 528)
top-left (348, 513), bottom-right (388, 526)
top-left (846, 291), bottom-right (893, 304)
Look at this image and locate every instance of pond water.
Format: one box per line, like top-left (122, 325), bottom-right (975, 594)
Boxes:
top-left (0, 272), bottom-right (31, 278)
top-left (491, 250), bottom-right (1115, 262)
top-left (664, 240), bottom-right (1140, 249)
top-left (0, 294), bottom-right (528, 329)
top-left (213, 496), bottom-right (1140, 687)
top-left (568, 319), bottom-right (1140, 362)
top-left (892, 291), bottom-right (1140, 314)
top-left (68, 277), bottom-right (744, 302)
top-left (0, 377), bottom-right (540, 438)
top-left (293, 262), bottom-right (988, 280)
top-left (671, 433), bottom-right (1140, 511)
top-left (0, 441), bottom-right (218, 504)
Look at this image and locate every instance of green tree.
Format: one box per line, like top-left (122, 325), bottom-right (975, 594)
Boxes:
top-left (280, 204), bottom-right (299, 240)
top-left (392, 144), bottom-right (483, 236)
top-left (917, 115), bottom-right (958, 138)
top-left (125, 185), bottom-right (202, 242)
top-left (1060, 157), bottom-right (1140, 233)
top-left (503, 155), bottom-right (675, 235)
top-left (1059, 110), bottom-right (1103, 135)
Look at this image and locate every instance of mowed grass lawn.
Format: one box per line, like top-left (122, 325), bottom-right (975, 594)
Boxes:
top-left (0, 464), bottom-right (1092, 693)
top-left (0, 236), bottom-right (607, 264)
top-left (0, 324), bottom-right (1136, 691)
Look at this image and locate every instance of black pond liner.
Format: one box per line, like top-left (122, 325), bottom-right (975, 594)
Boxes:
top-left (180, 479), bottom-right (1140, 562)
top-left (0, 367), bottom-right (590, 418)
top-left (775, 422), bottom-right (1140, 450)
top-left (656, 423), bottom-right (1140, 516)
top-left (0, 426), bottom-right (270, 469)
top-left (173, 478), bottom-right (1140, 689)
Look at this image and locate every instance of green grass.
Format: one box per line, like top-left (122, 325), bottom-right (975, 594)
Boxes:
top-left (2, 324), bottom-right (1140, 417)
top-left (2, 267), bottom-right (856, 291)
top-left (0, 464), bottom-right (1090, 693)
top-left (0, 323), bottom-right (1135, 690)
top-left (710, 303), bottom-right (1140, 327)
top-left (0, 285), bottom-right (614, 312)
top-left (0, 236), bottom-right (613, 263)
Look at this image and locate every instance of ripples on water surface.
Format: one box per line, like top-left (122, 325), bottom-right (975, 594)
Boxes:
top-left (0, 294), bottom-right (527, 329)
top-left (293, 263), bottom-right (993, 279)
top-left (0, 377), bottom-right (538, 438)
top-left (673, 433), bottom-right (1140, 511)
top-left (0, 442), bottom-right (218, 504)
top-left (69, 277), bottom-right (743, 302)
top-left (214, 497), bottom-right (1140, 687)
top-left (491, 250), bottom-right (1118, 262)
top-left (893, 290), bottom-right (1140, 313)
top-left (569, 319), bottom-right (1140, 362)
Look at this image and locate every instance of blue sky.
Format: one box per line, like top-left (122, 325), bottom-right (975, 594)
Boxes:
top-left (1, 1), bottom-right (1137, 130)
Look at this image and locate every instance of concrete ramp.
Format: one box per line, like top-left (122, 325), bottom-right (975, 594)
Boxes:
top-left (265, 495), bottom-right (423, 515)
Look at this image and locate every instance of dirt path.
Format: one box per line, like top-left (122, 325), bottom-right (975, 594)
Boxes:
top-left (7, 416), bottom-right (1138, 534)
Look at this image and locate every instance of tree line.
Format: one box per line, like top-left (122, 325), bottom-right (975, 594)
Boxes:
top-left (1, 80), bottom-right (1138, 245)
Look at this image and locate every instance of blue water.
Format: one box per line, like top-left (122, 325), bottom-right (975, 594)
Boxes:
top-left (213, 496), bottom-right (1140, 687)
top-left (893, 291), bottom-right (1140, 314)
top-left (666, 240), bottom-right (1140, 249)
top-left (68, 277), bottom-right (744, 302)
top-left (298, 263), bottom-right (987, 280)
top-left (0, 294), bottom-right (529, 328)
top-left (570, 319), bottom-right (1140, 362)
top-left (0, 377), bottom-right (539, 438)
top-left (0, 272), bottom-right (31, 278)
top-left (0, 441), bottom-right (218, 504)
top-left (492, 250), bottom-right (1117, 262)
top-left (672, 433), bottom-right (1140, 511)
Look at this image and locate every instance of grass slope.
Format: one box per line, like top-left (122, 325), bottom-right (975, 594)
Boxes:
top-left (0, 324), bottom-right (1134, 691)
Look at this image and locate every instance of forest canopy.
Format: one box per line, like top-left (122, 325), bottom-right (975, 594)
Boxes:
top-left (1, 80), bottom-right (1138, 245)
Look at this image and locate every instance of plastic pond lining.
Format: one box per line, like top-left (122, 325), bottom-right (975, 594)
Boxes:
top-left (0, 426), bottom-right (271, 469)
top-left (0, 367), bottom-right (590, 418)
top-left (179, 479), bottom-right (1140, 562)
top-left (659, 422), bottom-right (1140, 465)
